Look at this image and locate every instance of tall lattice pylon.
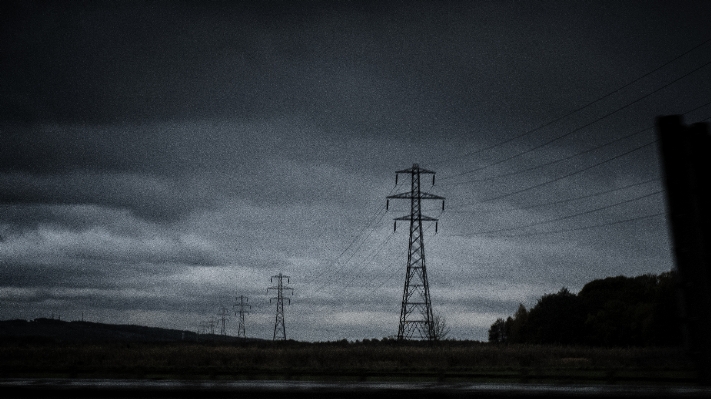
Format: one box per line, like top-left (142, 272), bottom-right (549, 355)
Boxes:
top-left (267, 273), bottom-right (293, 341)
top-left (234, 295), bottom-right (251, 338)
top-left (387, 163), bottom-right (445, 341)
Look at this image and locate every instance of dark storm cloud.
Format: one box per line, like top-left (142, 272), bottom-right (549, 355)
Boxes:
top-left (0, 121), bottom-right (254, 174)
top-left (0, 204), bottom-right (138, 231)
top-left (0, 284), bottom-right (206, 314)
top-left (0, 260), bottom-right (116, 290)
top-left (0, 119), bottom-right (396, 220)
top-left (1, 0), bottom-right (709, 340)
top-left (5, 1), bottom-right (705, 135)
top-left (1, 1), bottom-right (262, 124)
top-left (1, 1), bottom-right (410, 127)
top-left (0, 170), bottom-right (213, 222)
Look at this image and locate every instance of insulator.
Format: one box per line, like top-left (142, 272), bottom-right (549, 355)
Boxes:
top-left (394, 221), bottom-right (397, 232)
top-left (395, 174), bottom-right (398, 185)
top-left (386, 199), bottom-right (389, 210)
top-left (442, 200), bottom-right (445, 211)
top-left (432, 175), bottom-right (435, 185)
top-left (435, 222), bottom-right (438, 233)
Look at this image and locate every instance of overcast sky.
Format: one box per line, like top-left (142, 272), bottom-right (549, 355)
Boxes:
top-left (1, 1), bottom-right (710, 341)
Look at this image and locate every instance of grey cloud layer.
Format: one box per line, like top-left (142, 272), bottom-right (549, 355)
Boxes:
top-left (1, 1), bottom-right (708, 340)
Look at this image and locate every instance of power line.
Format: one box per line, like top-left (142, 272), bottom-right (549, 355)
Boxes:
top-left (468, 189), bottom-right (663, 236)
top-left (344, 221), bottom-right (441, 297)
top-left (442, 100), bottom-right (711, 189)
top-left (309, 206), bottom-right (386, 285)
top-left (314, 226), bottom-right (392, 294)
top-left (446, 177), bottom-right (658, 213)
top-left (440, 57), bottom-right (711, 181)
top-left (460, 112), bottom-right (711, 207)
top-left (333, 220), bottom-right (441, 303)
top-left (341, 231), bottom-right (396, 291)
top-left (475, 139), bottom-right (656, 205)
top-left (513, 177), bottom-right (659, 212)
top-left (318, 200), bottom-right (442, 296)
top-left (498, 212), bottom-right (665, 238)
top-left (433, 37), bottom-right (711, 171)
top-left (310, 183), bottom-right (403, 287)
top-left (442, 127), bottom-right (652, 187)
top-left (442, 106), bottom-right (711, 215)
top-left (312, 208), bottom-right (390, 292)
top-left (683, 100), bottom-right (711, 118)
top-left (312, 180), bottom-right (424, 292)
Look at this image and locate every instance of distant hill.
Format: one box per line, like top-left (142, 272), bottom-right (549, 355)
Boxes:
top-left (0, 318), bottom-right (260, 344)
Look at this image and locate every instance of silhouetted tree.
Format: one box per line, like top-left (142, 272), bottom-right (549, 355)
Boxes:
top-left (488, 318), bottom-right (507, 343)
top-left (432, 313), bottom-right (451, 340)
top-left (578, 273), bottom-right (679, 346)
top-left (526, 287), bottom-right (585, 345)
top-left (488, 273), bottom-right (682, 347)
top-left (647, 272), bottom-right (682, 345)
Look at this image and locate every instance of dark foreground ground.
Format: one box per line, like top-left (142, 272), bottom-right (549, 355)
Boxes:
top-left (0, 340), bottom-right (697, 383)
top-left (0, 340), bottom-right (706, 397)
top-left (0, 317), bottom-right (703, 397)
top-left (2, 379), bottom-right (711, 399)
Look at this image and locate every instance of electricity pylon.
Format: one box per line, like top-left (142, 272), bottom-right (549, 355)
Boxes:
top-left (234, 295), bottom-right (251, 338)
top-left (387, 163), bottom-right (445, 341)
top-left (268, 273), bottom-right (293, 341)
top-left (218, 305), bottom-right (229, 336)
top-left (208, 316), bottom-right (216, 335)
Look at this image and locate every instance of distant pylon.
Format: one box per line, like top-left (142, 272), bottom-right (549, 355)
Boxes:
top-left (234, 295), bottom-right (251, 338)
top-left (208, 316), bottom-right (216, 335)
top-left (267, 273), bottom-right (293, 341)
top-left (198, 321), bottom-right (207, 335)
top-left (387, 163), bottom-right (445, 341)
top-left (218, 305), bottom-right (229, 336)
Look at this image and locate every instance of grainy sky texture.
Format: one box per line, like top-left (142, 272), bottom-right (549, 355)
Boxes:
top-left (1, 1), bottom-right (710, 341)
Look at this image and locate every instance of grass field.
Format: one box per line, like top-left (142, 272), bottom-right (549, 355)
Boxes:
top-left (0, 341), bottom-right (697, 385)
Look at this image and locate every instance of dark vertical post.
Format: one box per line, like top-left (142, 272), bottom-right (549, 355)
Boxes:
top-left (657, 115), bottom-right (711, 384)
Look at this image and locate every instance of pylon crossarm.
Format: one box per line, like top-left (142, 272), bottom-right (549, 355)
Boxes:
top-left (393, 215), bottom-right (439, 221)
top-left (387, 192), bottom-right (444, 200)
top-left (396, 166), bottom-right (435, 174)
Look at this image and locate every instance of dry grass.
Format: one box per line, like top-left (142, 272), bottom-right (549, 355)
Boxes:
top-left (0, 341), bottom-right (694, 383)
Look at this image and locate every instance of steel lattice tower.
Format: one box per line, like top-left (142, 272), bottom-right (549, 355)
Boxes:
top-left (218, 305), bottom-right (229, 336)
top-left (387, 164), bottom-right (445, 341)
top-left (268, 273), bottom-right (293, 341)
top-left (234, 295), bottom-right (251, 338)
top-left (208, 316), bottom-right (216, 335)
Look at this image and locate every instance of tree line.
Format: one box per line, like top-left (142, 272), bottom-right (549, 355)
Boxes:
top-left (488, 272), bottom-right (682, 346)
